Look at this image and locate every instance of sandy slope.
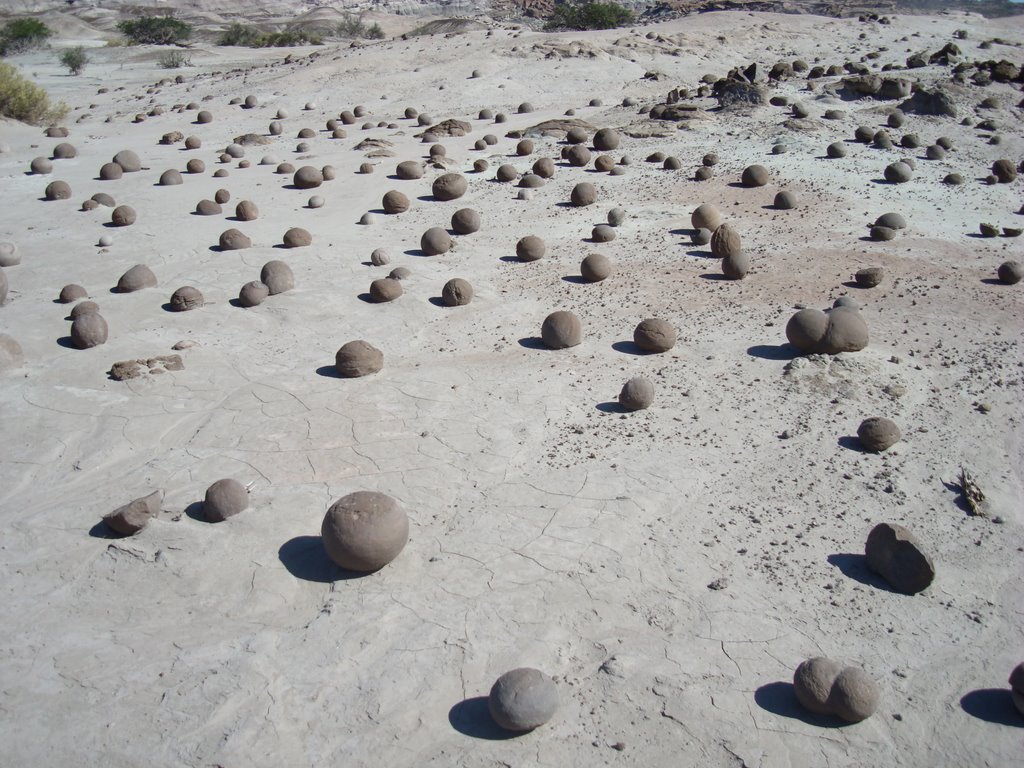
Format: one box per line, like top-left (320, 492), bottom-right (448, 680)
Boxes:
top-left (0, 10), bottom-right (1022, 767)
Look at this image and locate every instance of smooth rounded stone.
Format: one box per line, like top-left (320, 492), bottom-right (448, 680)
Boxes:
top-left (214, 189), bottom-right (231, 205)
top-left (159, 169), bottom-right (183, 186)
top-left (170, 286), bottom-right (203, 311)
top-left (441, 278), bottom-right (473, 306)
top-left (566, 126), bottom-right (588, 144)
top-left (857, 416), bottom-right (901, 452)
top-left (294, 166), bottom-right (323, 189)
top-left (31, 156), bottom-right (53, 174)
top-left (900, 157), bottom-right (916, 171)
top-left (488, 668), bottom-right (559, 732)
top-left (71, 312), bottom-right (108, 349)
top-left (58, 284), bottom-right (87, 304)
top-left (619, 376), bottom-right (654, 411)
top-left (566, 145), bottom-right (592, 168)
top-left (238, 280), bottom-right (269, 307)
top-left (710, 224), bottom-right (741, 260)
top-left (826, 141), bottom-right (848, 159)
top-left (235, 200), bottom-right (259, 221)
top-left (45, 180), bottom-right (71, 200)
top-left (112, 150), bottom-right (142, 173)
top-left (283, 227), bottom-right (312, 248)
top-left (370, 248), bottom-right (390, 267)
top-left (429, 144), bottom-right (446, 159)
top-left (111, 205), bottom-right (136, 226)
top-left (0, 333), bottom-right (24, 370)
top-left (992, 159), bottom-right (1017, 184)
top-left (103, 490), bottom-right (162, 535)
top-left (91, 193), bottom-right (115, 208)
top-left (335, 340), bottom-right (384, 379)
top-left (186, 159), bottom-right (205, 174)
top-left (369, 277), bottom-right (403, 303)
top-left (870, 225), bottom-right (896, 242)
top-left (97, 235), bottom-right (113, 247)
top-left (516, 236), bottom-right (545, 262)
top-left (875, 212), bottom-right (906, 230)
top-left (722, 250), bottom-right (750, 280)
top-left (483, 134), bottom-right (499, 146)
top-left (203, 478), bottom-right (248, 522)
top-left (607, 207), bottom-right (626, 227)
top-left (830, 667), bottom-right (880, 723)
top-left (884, 162), bottom-right (912, 183)
top-left (269, 121), bottom-right (284, 136)
top-left (855, 267), bottom-right (884, 288)
top-left (591, 224), bottom-right (616, 243)
top-left (321, 166), bottom-right (336, 184)
top-left (634, 318), bottom-right (676, 353)
top-left (99, 162), bottom-right (123, 180)
top-left (196, 110), bottom-right (213, 124)
top-left (532, 157), bottom-right (555, 179)
top-left (768, 190), bottom-right (797, 210)
top-left (854, 126), bottom-right (874, 144)
top-left (495, 164), bottom-right (518, 183)
top-left (117, 264), bottom-right (157, 293)
top-left (865, 522), bottom-right (935, 594)
top-left (887, 110), bottom-right (905, 128)
top-left (261, 261), bottom-right (293, 294)
top-left (307, 195), bottom-right (325, 209)
top-left (515, 139), bottom-right (534, 157)
top-left (219, 228), bottom-right (251, 251)
top-left (389, 267), bottom-right (411, 281)
top-left (899, 133), bottom-right (921, 149)
top-left (740, 164), bottom-right (768, 187)
top-left (359, 212), bottom-right (377, 226)
top-left (420, 227), bottom-right (452, 256)
top-left (517, 102), bottom-right (534, 114)
top-left (185, 135), bottom-right (201, 150)
top-left (396, 160), bottom-right (424, 180)
top-left (821, 307), bottom-right (869, 354)
top-left (196, 199), bottom-right (222, 215)
top-left (322, 491), bottom-right (408, 572)
top-left (472, 159), bottom-right (489, 173)
top-left (793, 657), bottom-right (843, 714)
top-left (873, 131), bottom-right (893, 150)
top-left (593, 127), bottom-right (620, 152)
top-left (571, 182), bottom-right (597, 207)
top-left (541, 310), bottom-right (582, 349)
top-left (581, 253), bottom-right (612, 282)
top-left (997, 261), bottom-right (1023, 285)
top-left (786, 308), bottom-right (829, 353)
top-left (0, 242), bottom-right (18, 268)
top-left (517, 189), bottom-right (533, 201)
top-left (432, 173), bottom-right (468, 201)
top-left (925, 144), bottom-right (946, 161)
top-left (451, 208), bottom-right (481, 235)
top-left (943, 173), bottom-right (964, 186)
top-left (691, 203), bottom-right (721, 232)
top-left (833, 296), bottom-right (859, 310)
top-left (381, 190), bottom-right (411, 215)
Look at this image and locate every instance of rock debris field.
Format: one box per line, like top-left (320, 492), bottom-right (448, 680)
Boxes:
top-left (0, 8), bottom-right (1022, 767)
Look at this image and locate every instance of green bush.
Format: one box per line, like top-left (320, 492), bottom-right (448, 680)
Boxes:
top-left (218, 23), bottom-right (264, 47)
top-left (158, 50), bottom-right (191, 69)
top-left (217, 23), bottom-right (321, 47)
top-left (365, 23), bottom-right (385, 40)
top-left (545, 2), bottom-right (634, 31)
top-left (337, 14), bottom-right (385, 40)
top-left (0, 18), bottom-right (53, 55)
top-left (0, 61), bottom-right (67, 124)
top-left (59, 46), bottom-right (88, 75)
top-left (117, 17), bottom-right (192, 45)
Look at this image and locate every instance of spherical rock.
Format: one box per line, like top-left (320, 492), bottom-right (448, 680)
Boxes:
top-left (786, 308), bottom-right (829, 353)
top-left (794, 657), bottom-right (842, 714)
top-left (541, 310), bottom-right (582, 349)
top-left (103, 491), bottom-right (162, 536)
top-left (516, 139), bottom-right (534, 156)
top-left (633, 318), bottom-right (676, 353)
top-left (829, 667), bottom-right (880, 723)
top-left (31, 156), bottom-right (53, 174)
top-left (884, 162), bottom-right (912, 183)
top-left (185, 135), bottom-right (201, 149)
top-left (619, 376), bottom-right (654, 411)
top-left (857, 416), bottom-right (901, 452)
top-left (607, 207), bottom-right (626, 227)
top-left (826, 142), bottom-right (848, 159)
top-left (855, 267), bottom-right (884, 287)
top-left (261, 261), bottom-right (293, 294)
top-left (196, 199), bottom-right (222, 215)
top-left (821, 306), bottom-right (869, 354)
top-left (691, 203), bottom-right (721, 232)
top-left (870, 225), bottom-right (896, 242)
top-left (370, 248), bottom-right (390, 267)
top-left (581, 253), bottom-right (612, 282)
top-left (58, 284), bottom-right (87, 304)
top-left (432, 173), bottom-right (467, 201)
top-left (389, 267), bottom-right (411, 281)
top-left (308, 195), bottom-right (324, 209)
top-left (108, 204), bottom-right (138, 228)
top-left (875, 212), bottom-right (906, 230)
top-left (359, 162), bottom-right (374, 174)
top-left (741, 164), bottom-right (768, 187)
top-left (692, 228), bottom-right (712, 246)
top-left (113, 150), bottom-right (141, 172)
top-left (382, 190), bottom-right (410, 215)
top-left (97, 235), bottom-right (113, 247)
top-left (396, 160), bottom-right (424, 180)
top-left (235, 200), bottom-right (258, 221)
top-left (451, 208), bottom-right (480, 235)
top-left (70, 300), bottom-right (99, 319)
top-left (219, 228), bottom-right (251, 251)
top-left (774, 191), bottom-right (798, 210)
top-left (99, 162), bottom-right (123, 180)
top-left (321, 491), bottom-right (408, 571)
top-left (516, 235), bottom-right (546, 262)
top-left (170, 286), bottom-right (203, 311)
top-left (710, 224), bottom-right (741, 260)
top-left (566, 145), bottom-right (591, 167)
top-left (45, 180), bottom-right (71, 200)
top-left (283, 227), bottom-right (312, 248)
top-left (369, 277), bottom-right (403, 303)
top-left (238, 280), bottom-right (269, 307)
top-left (992, 159), bottom-right (1016, 183)
top-left (71, 312), bottom-right (108, 349)
top-left (488, 668), bottom-right (559, 732)
top-left (186, 159), bottom-right (205, 174)
top-left (116, 264), bottom-right (157, 293)
top-left (591, 224), bottom-right (616, 243)
top-left (472, 159), bottom-right (489, 173)
top-left (158, 169), bottom-right (182, 186)
top-left (196, 110), bottom-right (213, 124)
top-left (335, 340), bottom-right (383, 378)
top-left (997, 261), bottom-right (1023, 284)
top-left (518, 174), bottom-right (544, 189)
top-left (496, 164), bottom-right (518, 183)
top-left (201, 478), bottom-right (248, 523)
top-left (593, 127), bottom-right (620, 152)
top-left (722, 250), bottom-right (750, 280)
top-left (0, 242), bottom-right (18, 268)
top-left (441, 278), bottom-right (473, 306)
top-left (865, 522), bottom-right (935, 594)
top-left (214, 189), bottom-right (231, 204)
top-left (421, 227), bottom-right (452, 256)
top-left (532, 157), bottom-right (555, 178)
top-left (294, 165), bottom-right (323, 189)
top-left (663, 156), bottom-right (682, 171)
top-left (571, 182), bottom-right (597, 207)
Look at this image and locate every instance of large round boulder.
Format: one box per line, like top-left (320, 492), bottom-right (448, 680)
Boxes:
top-left (321, 491), bottom-right (409, 572)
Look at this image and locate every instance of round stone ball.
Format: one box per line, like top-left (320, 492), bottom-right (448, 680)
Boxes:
top-left (857, 417), bottom-right (901, 452)
top-left (59, 284), bottom-right (87, 304)
top-left (321, 491), bottom-right (408, 572)
top-left (472, 159), bottom-right (489, 173)
top-left (634, 318), bottom-right (676, 353)
top-left (870, 226), bottom-right (895, 242)
top-left (429, 144), bottom-right (446, 159)
top-left (518, 189), bottom-right (533, 201)
top-left (873, 131), bottom-right (893, 149)
top-left (97, 235), bottom-right (113, 247)
top-left (517, 102), bottom-right (534, 114)
top-left (451, 208), bottom-right (481, 235)
top-left (294, 166), bottom-right (323, 189)
top-left (170, 286), bottom-right (203, 311)
top-left (833, 296), bottom-right (859, 310)
top-left (113, 150), bottom-right (141, 172)
top-left (71, 312), bottom-right (108, 349)
top-left (532, 157), bottom-right (555, 178)
top-left (488, 668), bottom-right (559, 732)
top-left (0, 242), bottom-right (18, 268)
top-left (196, 110), bottom-right (213, 124)
top-left (518, 174), bottom-right (544, 189)
top-left (829, 667), bottom-right (880, 723)
top-left (793, 657), bottom-right (843, 714)
top-left (593, 128), bottom-right (620, 152)
top-left (219, 229), bottom-right (251, 251)
top-left (516, 139), bottom-right (534, 156)
top-left (308, 195), bottom-right (324, 209)
top-left (741, 164), bottom-right (768, 187)
top-left (854, 126), bottom-right (874, 143)
top-left (70, 300), bottom-right (99, 319)
top-left (516, 236), bottom-right (546, 262)
top-left (571, 182), bottom-right (597, 207)
top-left (875, 212), bottom-right (906, 230)
top-left (283, 227), bottom-right (311, 248)
top-left (925, 144), bottom-right (946, 160)
top-left (865, 522), bottom-right (935, 595)
top-left (235, 200), bottom-right (259, 221)
top-left (359, 162), bottom-right (374, 174)
top-left (336, 340), bottom-right (383, 378)
top-left (389, 267), bottom-right (411, 281)
top-left (186, 159), bottom-right (205, 174)
top-left (441, 278), bottom-right (473, 306)
top-left (608, 207), bottom-right (626, 227)
top-left (692, 228), bottom-right (712, 246)
top-left (382, 190), bottom-right (410, 215)
top-left (566, 145), bottom-right (591, 167)
top-left (369, 277), bottom-right (403, 303)
top-left (238, 280), bottom-right (269, 307)
top-left (691, 203), bottom-right (721, 232)
top-left (203, 478), bottom-right (248, 522)
top-left (884, 162), bottom-right (912, 183)
top-left (108, 205), bottom-right (136, 227)
top-left (261, 261), bottom-right (293, 294)
top-left (663, 156), bottom-right (682, 171)
top-left (855, 267), bottom-right (884, 288)
top-left (269, 121), bottom-right (283, 136)
top-left (541, 310), bottom-right (582, 349)
top-left (396, 160), bottom-right (424, 180)
top-left (888, 110), bottom-right (905, 128)
top-left (31, 156), bottom-right (53, 174)
top-left (483, 134), bottom-right (499, 146)
top-left (581, 253), bottom-right (612, 282)
top-left (619, 376), bottom-right (654, 411)
top-left (45, 180), bottom-right (71, 200)
top-left (185, 135), bottom-right (201, 149)
top-left (359, 212), bottom-right (376, 226)
top-left (99, 162), bottom-right (123, 180)
top-left (496, 164), bottom-right (518, 183)
top-left (214, 189), bottom-right (230, 205)
top-left (159, 169), bottom-right (182, 186)
top-left (774, 191), bottom-right (798, 210)
top-left (710, 224), bottom-right (741, 260)
top-left (722, 250), bottom-right (750, 280)
top-left (591, 224), bottom-right (616, 243)
top-left (432, 173), bottom-right (467, 201)
top-left (992, 159), bottom-right (1017, 183)
top-left (566, 127), bottom-right (588, 144)
top-left (117, 264), bottom-right (157, 293)
top-left (370, 248), bottom-right (390, 267)
top-left (786, 308), bottom-right (829, 353)
top-left (420, 227), bottom-right (452, 256)
top-left (997, 261), bottom-right (1023, 285)
top-left (826, 142), bottom-right (848, 159)
top-left (821, 307), bottom-right (869, 354)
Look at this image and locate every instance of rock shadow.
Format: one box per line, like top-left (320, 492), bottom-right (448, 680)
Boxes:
top-left (447, 697), bottom-right (518, 740)
top-left (960, 689), bottom-right (1024, 727)
top-left (278, 535), bottom-right (359, 583)
top-left (596, 401), bottom-right (627, 413)
top-left (753, 682), bottom-right (847, 727)
top-left (517, 336), bottom-right (548, 350)
top-left (837, 435), bottom-right (866, 452)
top-left (611, 340), bottom-right (647, 356)
top-left (88, 520), bottom-right (123, 539)
top-left (746, 344), bottom-right (799, 360)
top-left (826, 553), bottom-right (897, 592)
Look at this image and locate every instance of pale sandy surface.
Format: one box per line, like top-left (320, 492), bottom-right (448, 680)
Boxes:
top-left (0, 10), bottom-right (1022, 767)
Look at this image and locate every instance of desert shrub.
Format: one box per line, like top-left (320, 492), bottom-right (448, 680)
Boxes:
top-left (365, 23), bottom-right (385, 39)
top-left (545, 2), bottom-right (634, 31)
top-left (337, 14), bottom-right (385, 39)
top-left (0, 62), bottom-right (67, 124)
top-left (59, 46), bottom-right (88, 75)
top-left (117, 17), bottom-right (192, 45)
top-left (158, 50), bottom-right (191, 68)
top-left (217, 24), bottom-right (321, 47)
top-left (218, 23), bottom-right (264, 47)
top-left (0, 19), bottom-right (53, 55)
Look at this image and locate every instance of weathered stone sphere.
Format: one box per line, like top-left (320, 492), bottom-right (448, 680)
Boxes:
top-left (219, 228), bottom-right (251, 251)
top-left (593, 127), bottom-right (620, 151)
top-left (857, 417), bottom-right (901, 452)
top-left (111, 205), bottom-right (136, 226)
top-left (571, 182), bottom-right (597, 207)
top-left (421, 227), bottom-right (452, 256)
top-left (0, 242), bottom-right (18, 268)
top-left (159, 169), bottom-right (182, 186)
top-left (580, 253), bottom-right (611, 282)
top-left (516, 236), bottom-right (546, 262)
top-left (185, 135), bottom-right (201, 150)
top-left (692, 228), bottom-right (711, 246)
top-left (196, 199), bottom-right (222, 215)
top-left (532, 157), bottom-right (555, 178)
top-left (855, 267), bottom-right (884, 287)
top-left (321, 491), bottom-right (408, 571)
top-left (308, 195), bottom-right (324, 209)
top-left (170, 286), bottom-right (203, 311)
top-left (607, 207), bottom-right (626, 227)
top-left (396, 160), bottom-right (424, 180)
top-left (472, 159), bottom-right (488, 173)
top-left (591, 224), bottom-right (616, 243)
top-left (370, 248), bottom-right (390, 267)
top-left (566, 145), bottom-right (591, 167)
top-left (58, 284), bottom-right (87, 304)
top-left (370, 277), bottom-right (403, 303)
top-left (441, 278), bottom-right (473, 306)
top-left (117, 264), bottom-right (157, 293)
top-left (496, 164), bottom-right (518, 183)
top-left (335, 340), bottom-right (383, 377)
top-left (294, 165), bottom-right (323, 189)
top-left (694, 166), bottom-right (713, 181)
top-left (619, 376), bottom-right (654, 411)
top-left (389, 267), bottom-right (411, 281)
top-left (884, 162), bottom-right (912, 183)
top-left (997, 260), bottom-right (1023, 284)
top-left (826, 142), bottom-right (847, 159)
top-left (71, 312), bottom-right (108, 349)
top-left (432, 173), bottom-right (467, 201)
top-left (381, 190), bottom-right (410, 215)
top-left (99, 162), bottom-right (123, 180)
top-left (710, 224), bottom-right (741, 260)
top-left (793, 657), bottom-right (843, 714)
top-left (774, 191), bottom-right (798, 210)
top-left (992, 159), bottom-right (1017, 183)
top-left (204, 478), bottom-right (248, 522)
top-left (261, 261), bottom-right (293, 294)
top-left (691, 203), bottom-right (721, 232)
top-left (283, 227), bottom-right (311, 248)
top-left (821, 307), bottom-right (869, 354)
top-left (875, 212), bottom-right (906, 230)
top-left (113, 149), bottom-right (141, 172)
top-left (663, 156), bottom-right (682, 171)
top-left (359, 162), bottom-right (374, 174)
top-left (634, 319), bottom-right (675, 353)
top-left (31, 156), bottom-right (52, 174)
top-left (238, 280), bottom-right (269, 307)
top-left (566, 126), bottom-right (588, 144)
top-left (488, 668), bottom-right (559, 732)
top-left (785, 308), bottom-right (829, 353)
top-left (186, 158), bottom-right (205, 174)
top-left (865, 522), bottom-right (934, 594)
top-left (214, 189), bottom-right (230, 204)
top-left (196, 110), bottom-right (213, 124)
top-left (451, 208), bottom-right (480, 235)
top-left (103, 491), bottom-right (162, 536)
top-left (541, 311), bottom-right (582, 349)
top-left (722, 250), bottom-right (750, 280)
top-left (516, 139), bottom-right (534, 156)
top-left (741, 164), bottom-right (768, 187)
top-left (518, 174), bottom-right (544, 189)
top-left (235, 200), bottom-right (259, 221)
top-left (97, 235), bottom-right (113, 247)
top-left (45, 180), bottom-right (71, 200)
top-left (830, 667), bottom-right (880, 723)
